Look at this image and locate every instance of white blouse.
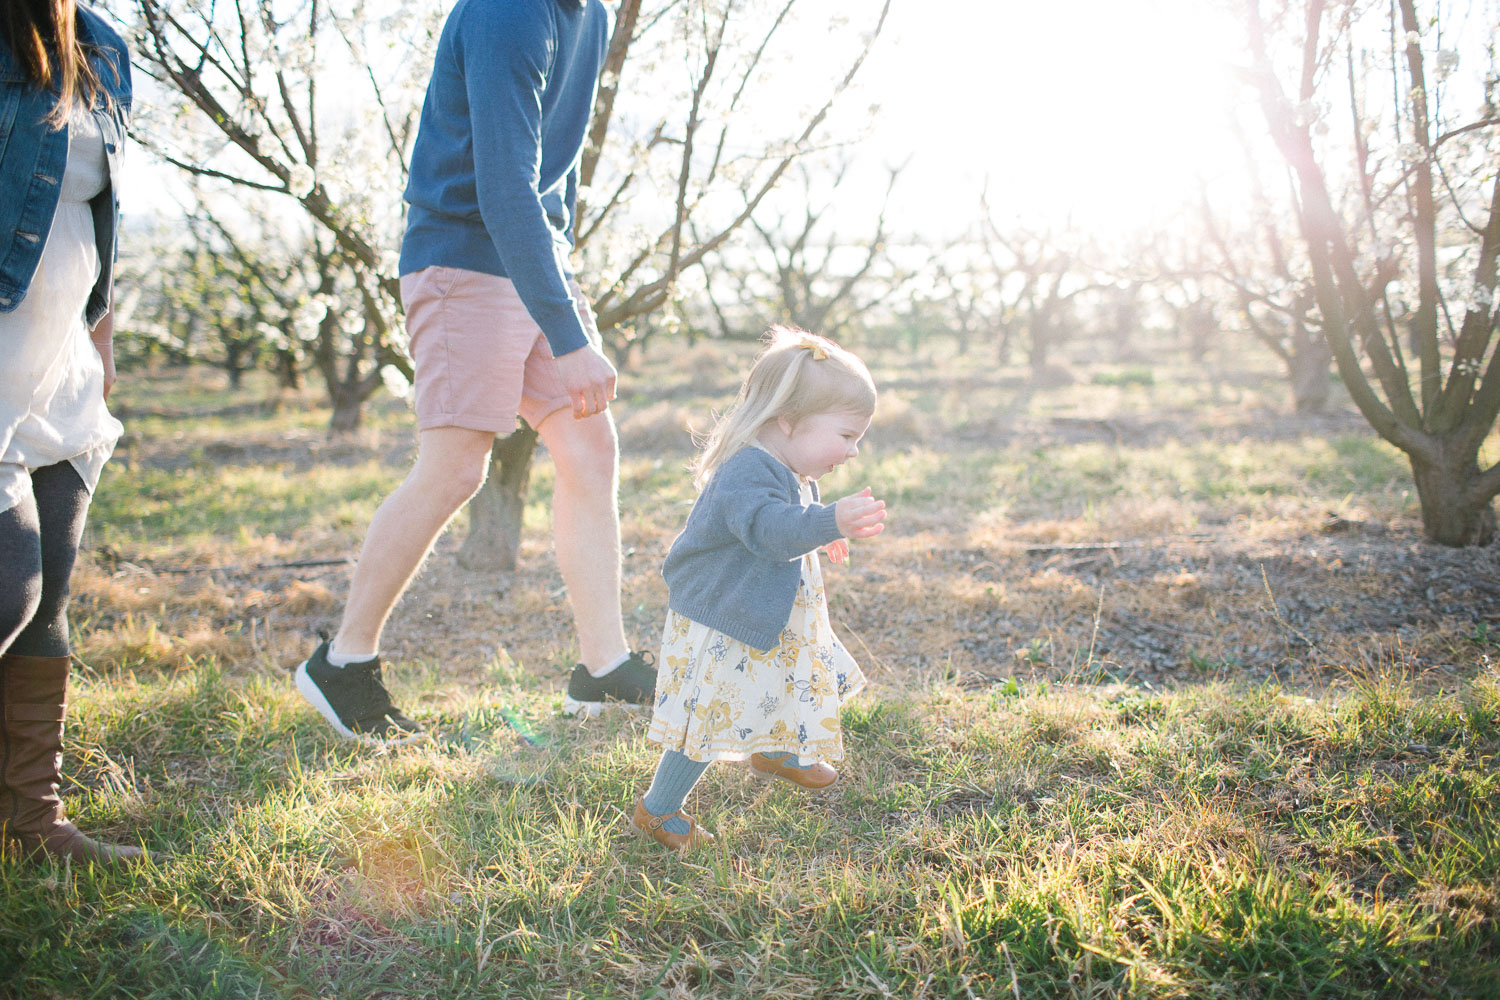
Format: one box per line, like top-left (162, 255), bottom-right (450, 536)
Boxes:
top-left (0, 108), bottom-right (123, 513)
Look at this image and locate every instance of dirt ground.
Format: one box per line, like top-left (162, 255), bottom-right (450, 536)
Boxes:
top-left (74, 360), bottom-right (1500, 702)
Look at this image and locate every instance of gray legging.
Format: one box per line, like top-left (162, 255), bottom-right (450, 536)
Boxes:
top-left (0, 462), bottom-right (90, 658)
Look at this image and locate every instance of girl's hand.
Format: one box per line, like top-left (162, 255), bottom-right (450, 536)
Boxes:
top-left (834, 487), bottom-right (886, 541)
top-left (822, 538), bottom-right (850, 564)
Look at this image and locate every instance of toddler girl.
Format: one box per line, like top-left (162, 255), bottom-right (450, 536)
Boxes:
top-left (630, 327), bottom-right (887, 852)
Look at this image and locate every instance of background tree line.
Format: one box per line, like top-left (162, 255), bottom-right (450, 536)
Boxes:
top-left (108, 0), bottom-right (1499, 549)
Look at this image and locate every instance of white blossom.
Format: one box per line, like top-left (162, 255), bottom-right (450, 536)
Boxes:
top-left (1434, 49), bottom-right (1459, 80)
top-left (381, 364), bottom-right (413, 400)
top-left (286, 164), bottom-right (315, 198)
top-left (1405, 29), bottom-right (1421, 47)
top-left (1294, 100), bottom-right (1319, 127)
top-left (1466, 282), bottom-right (1496, 313)
top-left (257, 321), bottom-right (287, 347)
top-left (379, 250), bottom-right (402, 279)
top-left (294, 297), bottom-right (328, 333)
top-left (1396, 142), bottom-right (1427, 164)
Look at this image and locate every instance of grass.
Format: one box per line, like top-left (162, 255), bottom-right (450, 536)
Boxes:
top-left (3, 351), bottom-right (1499, 998)
top-left (7, 663), bottom-right (1497, 998)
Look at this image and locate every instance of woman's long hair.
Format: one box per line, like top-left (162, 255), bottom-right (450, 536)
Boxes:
top-left (0, 0), bottom-right (106, 126)
top-left (691, 326), bottom-right (877, 489)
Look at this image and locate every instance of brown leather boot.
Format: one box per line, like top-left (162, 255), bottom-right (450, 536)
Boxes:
top-left (0, 653), bottom-right (145, 866)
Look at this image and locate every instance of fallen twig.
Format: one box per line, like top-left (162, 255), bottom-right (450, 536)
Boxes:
top-left (105, 556), bottom-right (353, 576)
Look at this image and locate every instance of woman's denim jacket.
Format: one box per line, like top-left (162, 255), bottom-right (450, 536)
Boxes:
top-left (0, 5), bottom-right (131, 327)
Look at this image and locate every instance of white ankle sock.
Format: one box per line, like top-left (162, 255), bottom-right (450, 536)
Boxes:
top-left (586, 650), bottom-right (631, 678)
top-left (327, 645), bottom-right (377, 668)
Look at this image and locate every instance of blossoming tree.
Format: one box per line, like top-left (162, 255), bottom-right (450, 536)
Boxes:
top-left (1246, 0), bottom-right (1500, 545)
top-left (125, 0), bottom-right (891, 566)
top-left (126, 0), bottom-right (433, 431)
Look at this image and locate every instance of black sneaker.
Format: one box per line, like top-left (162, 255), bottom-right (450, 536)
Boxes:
top-left (561, 651), bottom-right (657, 718)
top-left (294, 639), bottom-right (426, 744)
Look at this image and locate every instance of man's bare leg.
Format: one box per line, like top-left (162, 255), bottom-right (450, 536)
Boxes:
top-left (296, 425), bottom-right (497, 741)
top-left (333, 426), bottom-right (496, 655)
top-left (535, 408), bottom-right (628, 671)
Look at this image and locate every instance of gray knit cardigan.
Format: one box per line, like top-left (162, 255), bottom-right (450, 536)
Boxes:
top-left (662, 446), bottom-right (843, 651)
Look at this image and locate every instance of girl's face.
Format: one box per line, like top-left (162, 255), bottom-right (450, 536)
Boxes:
top-left (769, 408), bottom-right (872, 480)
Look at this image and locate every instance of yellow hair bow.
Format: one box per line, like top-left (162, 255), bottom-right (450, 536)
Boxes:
top-left (799, 337), bottom-right (829, 361)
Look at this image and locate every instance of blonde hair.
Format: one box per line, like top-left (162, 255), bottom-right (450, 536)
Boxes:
top-left (692, 326), bottom-right (876, 489)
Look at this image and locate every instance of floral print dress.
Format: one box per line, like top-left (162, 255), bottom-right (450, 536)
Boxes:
top-left (647, 479), bottom-right (866, 764)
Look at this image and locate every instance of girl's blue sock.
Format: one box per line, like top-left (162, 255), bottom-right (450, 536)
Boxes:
top-left (759, 751), bottom-right (809, 768)
top-left (642, 750), bottom-right (711, 835)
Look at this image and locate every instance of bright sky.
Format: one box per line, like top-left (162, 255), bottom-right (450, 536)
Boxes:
top-left (863, 0), bottom-right (1251, 237)
top-left (122, 0), bottom-right (1253, 232)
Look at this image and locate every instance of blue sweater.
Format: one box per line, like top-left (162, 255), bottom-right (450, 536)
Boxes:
top-left (399, 0), bottom-right (612, 356)
top-left (663, 447), bottom-right (845, 652)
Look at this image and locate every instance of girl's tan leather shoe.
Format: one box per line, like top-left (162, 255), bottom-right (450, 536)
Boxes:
top-left (748, 752), bottom-right (838, 790)
top-left (630, 798), bottom-right (715, 853)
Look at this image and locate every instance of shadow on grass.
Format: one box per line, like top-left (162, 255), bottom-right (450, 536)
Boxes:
top-left (0, 893), bottom-right (290, 1000)
top-left (7, 660), bottom-right (1498, 998)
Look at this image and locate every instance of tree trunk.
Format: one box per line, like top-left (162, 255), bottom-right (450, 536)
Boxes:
top-left (1409, 450), bottom-right (1497, 547)
top-left (995, 318), bottom-right (1015, 366)
top-left (328, 388), bottom-right (364, 435)
top-left (225, 341), bottom-right (248, 389)
top-left (1287, 323), bottom-right (1331, 414)
top-left (1028, 317), bottom-right (1050, 375)
top-left (276, 347), bottom-right (301, 390)
top-left (458, 423), bottom-right (540, 572)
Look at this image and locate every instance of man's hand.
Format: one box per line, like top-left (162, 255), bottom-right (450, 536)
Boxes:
top-left (834, 486), bottom-right (887, 541)
top-left (553, 343), bottom-right (618, 420)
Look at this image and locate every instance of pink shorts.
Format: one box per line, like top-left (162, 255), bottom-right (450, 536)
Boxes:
top-left (399, 265), bottom-right (602, 434)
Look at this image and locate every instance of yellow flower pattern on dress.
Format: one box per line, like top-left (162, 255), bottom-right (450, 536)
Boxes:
top-left (745, 642), bottom-right (778, 667)
top-left (695, 697), bottom-right (735, 737)
top-left (663, 653), bottom-right (694, 690)
top-left (791, 562), bottom-right (822, 613)
top-left (647, 480), bottom-right (865, 763)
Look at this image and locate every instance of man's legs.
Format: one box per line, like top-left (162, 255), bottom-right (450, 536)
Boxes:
top-left (334, 426), bottom-right (496, 654)
top-left (295, 426), bottom-right (493, 742)
top-left (537, 407), bottom-right (660, 717)
top-left (535, 408), bottom-right (627, 671)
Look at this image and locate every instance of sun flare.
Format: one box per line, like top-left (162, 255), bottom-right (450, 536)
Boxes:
top-left (874, 0), bottom-right (1249, 235)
